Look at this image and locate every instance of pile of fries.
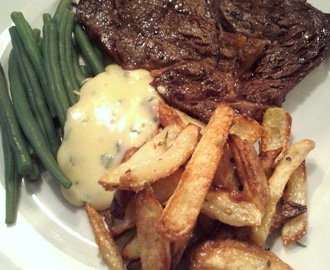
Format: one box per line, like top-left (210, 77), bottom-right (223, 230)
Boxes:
top-left (84, 101), bottom-right (314, 270)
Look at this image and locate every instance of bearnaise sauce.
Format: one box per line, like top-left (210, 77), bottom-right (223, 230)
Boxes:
top-left (57, 65), bottom-right (160, 210)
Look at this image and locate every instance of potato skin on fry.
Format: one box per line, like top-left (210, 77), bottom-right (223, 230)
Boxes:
top-left (187, 239), bottom-right (293, 270)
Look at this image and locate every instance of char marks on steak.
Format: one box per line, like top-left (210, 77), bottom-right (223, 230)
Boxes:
top-left (76, 0), bottom-right (330, 122)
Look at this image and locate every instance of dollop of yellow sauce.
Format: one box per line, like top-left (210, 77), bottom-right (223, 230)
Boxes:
top-left (57, 65), bottom-right (160, 210)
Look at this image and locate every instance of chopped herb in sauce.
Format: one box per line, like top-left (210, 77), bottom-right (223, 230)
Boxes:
top-left (101, 154), bottom-right (114, 169)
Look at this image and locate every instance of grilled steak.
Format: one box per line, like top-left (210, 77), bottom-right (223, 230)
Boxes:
top-left (76, 0), bottom-right (330, 122)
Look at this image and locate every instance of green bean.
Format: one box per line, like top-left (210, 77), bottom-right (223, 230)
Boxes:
top-left (74, 24), bottom-right (105, 76)
top-left (9, 26), bottom-right (60, 157)
top-left (80, 64), bottom-right (92, 78)
top-left (0, 62), bottom-right (34, 176)
top-left (8, 51), bottom-right (72, 189)
top-left (10, 11), bottom-right (56, 117)
top-left (72, 46), bottom-right (87, 85)
top-left (42, 14), bottom-right (70, 128)
top-left (53, 0), bottom-right (73, 26)
top-left (93, 45), bottom-right (105, 65)
top-left (58, 9), bottom-right (79, 104)
top-left (33, 28), bottom-right (41, 45)
top-left (0, 118), bottom-right (20, 225)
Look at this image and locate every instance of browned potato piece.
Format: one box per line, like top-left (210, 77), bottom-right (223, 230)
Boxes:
top-left (106, 195), bottom-right (136, 236)
top-left (187, 239), bottom-right (293, 270)
top-left (260, 107), bottom-right (292, 163)
top-left (259, 148), bottom-right (282, 178)
top-left (157, 104), bottom-right (234, 241)
top-left (136, 188), bottom-right (171, 270)
top-left (250, 139), bottom-right (314, 246)
top-left (202, 189), bottom-right (262, 227)
top-left (121, 234), bottom-right (140, 261)
top-left (230, 114), bottom-right (264, 143)
top-left (152, 168), bottom-right (183, 204)
top-left (230, 135), bottom-right (270, 216)
top-left (84, 203), bottom-right (125, 270)
top-left (212, 145), bottom-right (238, 191)
top-left (281, 162), bottom-right (307, 245)
top-left (99, 124), bottom-right (200, 191)
top-left (156, 101), bottom-right (186, 128)
top-left (171, 237), bottom-right (191, 270)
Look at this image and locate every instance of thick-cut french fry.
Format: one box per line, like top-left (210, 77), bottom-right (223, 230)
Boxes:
top-left (99, 124), bottom-right (200, 191)
top-left (157, 104), bottom-right (234, 241)
top-left (84, 203), bottom-right (125, 270)
top-left (250, 139), bottom-right (315, 246)
top-left (136, 189), bottom-right (171, 270)
top-left (230, 135), bottom-right (269, 216)
top-left (260, 107), bottom-right (292, 162)
top-left (121, 234), bottom-right (140, 261)
top-left (202, 189), bottom-right (262, 226)
top-left (281, 162), bottom-right (307, 245)
top-left (187, 239), bottom-right (293, 270)
top-left (230, 114), bottom-right (264, 143)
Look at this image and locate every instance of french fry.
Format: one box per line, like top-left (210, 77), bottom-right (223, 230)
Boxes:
top-left (259, 148), bottom-right (283, 178)
top-left (260, 107), bottom-right (292, 162)
top-left (230, 114), bottom-right (264, 143)
top-left (121, 234), bottom-right (140, 261)
top-left (271, 198), bottom-right (307, 229)
top-left (281, 162), bottom-right (307, 245)
top-left (106, 195), bottom-right (136, 236)
top-left (187, 239), bottom-right (293, 270)
top-left (84, 203), bottom-right (125, 270)
top-left (152, 168), bottom-right (183, 204)
top-left (157, 104), bottom-right (234, 241)
top-left (136, 189), bottom-right (171, 270)
top-left (202, 189), bottom-right (263, 226)
top-left (171, 237), bottom-right (191, 270)
top-left (250, 139), bottom-right (315, 246)
top-left (99, 124), bottom-right (200, 191)
top-left (175, 109), bottom-right (206, 130)
top-left (155, 101), bottom-right (186, 128)
top-left (229, 135), bottom-right (269, 216)
top-left (212, 145), bottom-right (238, 190)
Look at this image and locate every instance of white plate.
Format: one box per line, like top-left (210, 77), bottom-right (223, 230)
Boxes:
top-left (0, 1), bottom-right (329, 269)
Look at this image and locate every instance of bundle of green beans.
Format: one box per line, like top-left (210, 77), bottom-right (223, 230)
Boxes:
top-left (0, 0), bottom-right (106, 224)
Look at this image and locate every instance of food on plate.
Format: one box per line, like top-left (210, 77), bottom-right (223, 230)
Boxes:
top-left (250, 139), bottom-right (314, 246)
top-left (75, 0), bottom-right (330, 122)
top-left (0, 0), bottom-right (327, 268)
top-left (187, 239), bottom-right (293, 270)
top-left (100, 104), bottom-right (314, 269)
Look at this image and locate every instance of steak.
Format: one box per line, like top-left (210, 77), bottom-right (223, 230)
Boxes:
top-left (76, 0), bottom-right (330, 122)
